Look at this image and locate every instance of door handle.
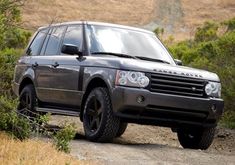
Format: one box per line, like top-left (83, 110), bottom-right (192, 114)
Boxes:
top-left (51, 62), bottom-right (59, 68)
top-left (32, 62), bottom-right (38, 68)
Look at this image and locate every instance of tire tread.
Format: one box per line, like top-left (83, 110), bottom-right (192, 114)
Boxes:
top-left (177, 127), bottom-right (215, 150)
top-left (83, 87), bottom-right (120, 142)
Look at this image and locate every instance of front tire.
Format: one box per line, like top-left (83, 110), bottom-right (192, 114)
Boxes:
top-left (177, 127), bottom-right (215, 150)
top-left (83, 87), bottom-right (120, 142)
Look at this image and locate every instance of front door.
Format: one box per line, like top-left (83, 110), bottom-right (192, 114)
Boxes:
top-left (40, 25), bottom-right (83, 108)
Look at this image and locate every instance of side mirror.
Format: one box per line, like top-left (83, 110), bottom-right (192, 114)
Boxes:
top-left (61, 44), bottom-right (82, 56)
top-left (174, 59), bottom-right (183, 66)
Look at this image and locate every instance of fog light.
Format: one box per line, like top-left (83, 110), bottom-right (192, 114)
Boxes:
top-left (211, 104), bottom-right (216, 112)
top-left (137, 95), bottom-right (145, 103)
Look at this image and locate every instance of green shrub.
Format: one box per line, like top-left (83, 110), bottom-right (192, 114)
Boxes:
top-left (222, 17), bottom-right (235, 32)
top-left (54, 123), bottom-right (76, 153)
top-left (0, 48), bottom-right (23, 95)
top-left (195, 21), bottom-right (218, 42)
top-left (220, 111), bottom-right (235, 129)
top-left (0, 95), bottom-right (31, 140)
top-left (37, 113), bottom-right (51, 125)
top-left (2, 28), bottom-right (31, 49)
top-left (0, 0), bottom-right (28, 49)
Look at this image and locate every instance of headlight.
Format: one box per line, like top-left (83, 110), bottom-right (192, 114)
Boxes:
top-left (205, 82), bottom-right (221, 98)
top-left (115, 70), bottom-right (149, 88)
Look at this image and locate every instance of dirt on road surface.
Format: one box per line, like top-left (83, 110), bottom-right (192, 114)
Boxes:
top-left (49, 116), bottom-right (235, 165)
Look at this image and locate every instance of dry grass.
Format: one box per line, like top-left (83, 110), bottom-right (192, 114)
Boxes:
top-left (21, 0), bottom-right (235, 40)
top-left (21, 0), bottom-right (155, 30)
top-left (0, 132), bottom-right (86, 165)
top-left (180, 0), bottom-right (235, 38)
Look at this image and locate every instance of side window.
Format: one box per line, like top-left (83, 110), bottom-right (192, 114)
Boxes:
top-left (44, 26), bottom-right (66, 55)
top-left (62, 25), bottom-right (82, 51)
top-left (40, 28), bottom-right (51, 55)
top-left (27, 29), bottom-right (48, 56)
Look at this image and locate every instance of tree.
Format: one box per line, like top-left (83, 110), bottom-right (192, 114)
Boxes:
top-left (0, 0), bottom-right (30, 49)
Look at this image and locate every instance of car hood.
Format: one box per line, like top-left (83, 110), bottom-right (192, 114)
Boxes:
top-left (84, 56), bottom-right (220, 82)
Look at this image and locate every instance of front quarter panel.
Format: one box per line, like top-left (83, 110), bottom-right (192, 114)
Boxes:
top-left (83, 67), bottom-right (117, 93)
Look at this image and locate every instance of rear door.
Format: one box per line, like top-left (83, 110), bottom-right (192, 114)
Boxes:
top-left (25, 28), bottom-right (53, 101)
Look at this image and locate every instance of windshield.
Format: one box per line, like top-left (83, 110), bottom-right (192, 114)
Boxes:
top-left (87, 25), bottom-right (175, 64)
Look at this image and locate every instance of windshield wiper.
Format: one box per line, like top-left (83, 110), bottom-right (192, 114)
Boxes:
top-left (135, 56), bottom-right (170, 64)
top-left (91, 52), bottom-right (137, 59)
top-left (91, 52), bottom-right (170, 64)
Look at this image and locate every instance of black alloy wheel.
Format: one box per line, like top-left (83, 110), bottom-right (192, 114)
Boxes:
top-left (83, 87), bottom-right (120, 142)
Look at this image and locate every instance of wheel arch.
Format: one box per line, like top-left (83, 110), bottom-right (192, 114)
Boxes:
top-left (19, 77), bottom-right (35, 95)
top-left (80, 76), bottom-right (111, 121)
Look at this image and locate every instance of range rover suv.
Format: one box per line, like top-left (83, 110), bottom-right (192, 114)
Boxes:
top-left (13, 21), bottom-right (224, 149)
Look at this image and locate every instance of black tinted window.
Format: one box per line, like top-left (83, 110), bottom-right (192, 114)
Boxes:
top-left (62, 25), bottom-right (82, 49)
top-left (27, 29), bottom-right (48, 56)
top-left (45, 26), bottom-right (66, 55)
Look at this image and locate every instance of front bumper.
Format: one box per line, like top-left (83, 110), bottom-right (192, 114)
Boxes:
top-left (111, 86), bottom-right (224, 128)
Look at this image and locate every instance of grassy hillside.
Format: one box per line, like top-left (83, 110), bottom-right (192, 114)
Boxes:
top-left (21, 0), bottom-right (235, 40)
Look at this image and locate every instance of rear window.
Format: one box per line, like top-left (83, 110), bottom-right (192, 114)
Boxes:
top-left (26, 29), bottom-right (48, 56)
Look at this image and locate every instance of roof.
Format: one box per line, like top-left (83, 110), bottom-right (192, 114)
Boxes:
top-left (38, 21), bottom-right (153, 34)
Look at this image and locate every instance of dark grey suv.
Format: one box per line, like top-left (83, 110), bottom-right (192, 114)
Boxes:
top-left (13, 21), bottom-right (224, 149)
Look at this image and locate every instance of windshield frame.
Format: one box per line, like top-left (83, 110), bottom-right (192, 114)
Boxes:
top-left (85, 23), bottom-right (176, 65)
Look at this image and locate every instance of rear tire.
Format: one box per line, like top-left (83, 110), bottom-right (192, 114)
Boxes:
top-left (177, 127), bottom-right (215, 150)
top-left (83, 87), bottom-right (120, 142)
top-left (17, 84), bottom-right (37, 120)
top-left (116, 122), bottom-right (128, 137)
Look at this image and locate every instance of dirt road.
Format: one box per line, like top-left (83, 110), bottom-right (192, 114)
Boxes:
top-left (50, 116), bottom-right (235, 165)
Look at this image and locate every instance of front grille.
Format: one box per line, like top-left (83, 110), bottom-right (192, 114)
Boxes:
top-left (150, 73), bottom-right (206, 97)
